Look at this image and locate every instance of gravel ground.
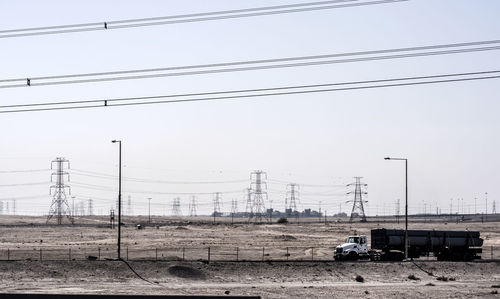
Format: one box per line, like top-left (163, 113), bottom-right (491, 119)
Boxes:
top-left (1, 260), bottom-right (499, 298)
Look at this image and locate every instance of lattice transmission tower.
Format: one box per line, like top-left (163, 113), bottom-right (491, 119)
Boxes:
top-left (0, 201), bottom-right (3, 215)
top-left (213, 192), bottom-right (222, 216)
top-left (346, 177), bottom-right (368, 222)
top-left (126, 195), bottom-right (132, 216)
top-left (88, 199), bottom-right (94, 216)
top-left (189, 196), bottom-right (197, 217)
top-left (47, 157), bottom-right (74, 224)
top-left (231, 198), bottom-right (238, 214)
top-left (250, 170), bottom-right (268, 221)
top-left (171, 197), bottom-right (182, 217)
top-left (285, 183), bottom-right (299, 215)
top-left (244, 188), bottom-right (253, 218)
top-left (395, 199), bottom-right (400, 224)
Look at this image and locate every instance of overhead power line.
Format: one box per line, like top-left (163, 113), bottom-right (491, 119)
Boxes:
top-left (0, 182), bottom-right (50, 187)
top-left (0, 0), bottom-right (406, 39)
top-left (71, 168), bottom-right (248, 184)
top-left (0, 69), bottom-right (498, 114)
top-left (71, 182), bottom-right (243, 196)
top-left (1, 39), bottom-right (499, 89)
top-left (0, 169), bottom-right (50, 173)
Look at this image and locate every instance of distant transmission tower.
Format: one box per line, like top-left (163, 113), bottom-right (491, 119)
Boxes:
top-left (285, 183), bottom-right (299, 215)
top-left (47, 157), bottom-right (74, 224)
top-left (250, 170), bottom-right (268, 221)
top-left (346, 177), bottom-right (368, 222)
top-left (79, 200), bottom-right (85, 216)
top-left (171, 197), bottom-right (182, 217)
top-left (6, 201), bottom-right (9, 214)
top-left (87, 199), bottom-right (94, 216)
top-left (127, 195), bottom-right (132, 216)
top-left (0, 201), bottom-right (3, 215)
top-left (12, 199), bottom-right (16, 215)
top-left (493, 201), bottom-right (497, 214)
top-left (231, 198), bottom-right (238, 214)
top-left (395, 199), bottom-right (400, 224)
top-left (213, 192), bottom-right (222, 215)
top-left (244, 188), bottom-right (253, 217)
top-left (189, 196), bottom-right (197, 217)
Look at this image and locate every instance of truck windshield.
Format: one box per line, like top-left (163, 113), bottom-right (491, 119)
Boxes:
top-left (346, 237), bottom-right (359, 244)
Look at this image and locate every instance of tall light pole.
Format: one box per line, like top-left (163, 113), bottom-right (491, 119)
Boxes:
top-left (112, 140), bottom-right (122, 260)
top-left (385, 157), bottom-right (408, 260)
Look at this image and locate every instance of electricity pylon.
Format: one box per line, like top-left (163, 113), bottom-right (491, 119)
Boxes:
top-left (47, 157), bottom-right (74, 224)
top-left (346, 177), bottom-right (368, 222)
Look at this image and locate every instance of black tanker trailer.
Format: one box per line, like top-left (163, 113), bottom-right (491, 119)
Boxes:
top-left (370, 229), bottom-right (483, 261)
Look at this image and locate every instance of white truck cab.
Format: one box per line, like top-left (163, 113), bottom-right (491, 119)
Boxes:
top-left (334, 235), bottom-right (369, 260)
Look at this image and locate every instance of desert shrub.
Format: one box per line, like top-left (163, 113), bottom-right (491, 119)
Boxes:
top-left (355, 275), bottom-right (364, 283)
top-left (425, 283), bottom-right (435, 286)
top-left (436, 276), bottom-right (449, 281)
top-left (277, 217), bottom-right (288, 224)
top-left (408, 274), bottom-right (420, 280)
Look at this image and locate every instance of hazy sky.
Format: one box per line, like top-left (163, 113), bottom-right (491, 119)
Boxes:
top-left (0, 0), bottom-right (499, 217)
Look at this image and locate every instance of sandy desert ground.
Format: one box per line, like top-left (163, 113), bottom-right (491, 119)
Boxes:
top-left (0, 215), bottom-right (499, 298)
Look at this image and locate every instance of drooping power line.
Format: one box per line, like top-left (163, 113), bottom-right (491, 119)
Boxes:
top-left (1, 39), bottom-right (499, 89)
top-left (0, 69), bottom-right (499, 114)
top-left (0, 0), bottom-right (407, 39)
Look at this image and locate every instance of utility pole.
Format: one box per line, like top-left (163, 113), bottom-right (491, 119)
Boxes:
top-left (384, 157), bottom-right (408, 260)
top-left (47, 157), bottom-right (74, 224)
top-left (111, 139), bottom-right (122, 260)
top-left (346, 177), bottom-right (368, 222)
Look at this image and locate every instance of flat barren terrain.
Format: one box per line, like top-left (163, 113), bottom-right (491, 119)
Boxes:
top-left (0, 215), bottom-right (499, 298)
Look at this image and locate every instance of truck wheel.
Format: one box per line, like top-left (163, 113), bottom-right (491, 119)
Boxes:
top-left (348, 251), bottom-right (358, 261)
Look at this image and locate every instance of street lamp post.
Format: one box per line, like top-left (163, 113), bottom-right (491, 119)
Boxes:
top-left (112, 140), bottom-right (122, 260)
top-left (385, 157), bottom-right (408, 260)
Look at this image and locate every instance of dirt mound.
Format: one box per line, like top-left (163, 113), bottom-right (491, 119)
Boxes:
top-left (168, 265), bottom-right (205, 280)
top-left (275, 234), bottom-right (297, 241)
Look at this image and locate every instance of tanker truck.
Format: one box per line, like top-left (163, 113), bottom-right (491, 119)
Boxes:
top-left (334, 229), bottom-right (483, 261)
